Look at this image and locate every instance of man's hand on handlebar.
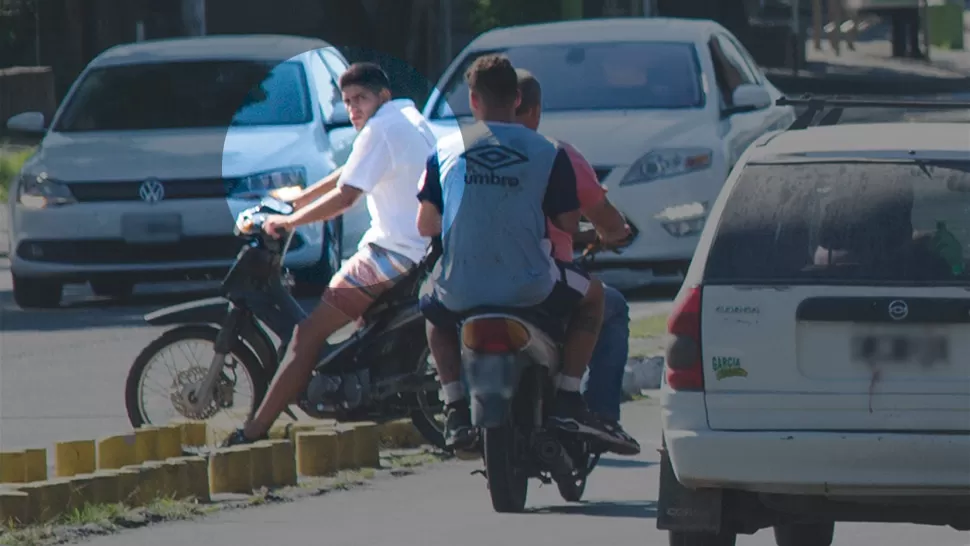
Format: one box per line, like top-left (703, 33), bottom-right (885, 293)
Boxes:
top-left (262, 214), bottom-right (292, 239)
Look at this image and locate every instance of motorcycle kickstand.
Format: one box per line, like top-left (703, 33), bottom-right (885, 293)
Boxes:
top-left (471, 469), bottom-right (486, 479)
top-left (282, 407), bottom-right (299, 421)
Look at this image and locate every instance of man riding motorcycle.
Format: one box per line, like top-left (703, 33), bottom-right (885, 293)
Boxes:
top-left (222, 62), bottom-right (438, 446)
top-left (414, 53), bottom-right (632, 455)
top-left (514, 68), bottom-right (640, 455)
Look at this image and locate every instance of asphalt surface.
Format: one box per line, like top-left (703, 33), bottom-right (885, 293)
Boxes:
top-left (81, 399), bottom-right (970, 546)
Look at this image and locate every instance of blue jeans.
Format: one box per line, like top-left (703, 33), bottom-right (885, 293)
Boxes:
top-left (581, 284), bottom-right (629, 421)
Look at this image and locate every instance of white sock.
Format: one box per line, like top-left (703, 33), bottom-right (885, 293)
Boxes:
top-left (556, 374), bottom-right (582, 392)
top-left (442, 382), bottom-right (465, 405)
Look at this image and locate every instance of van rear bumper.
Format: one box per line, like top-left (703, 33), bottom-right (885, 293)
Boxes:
top-left (665, 426), bottom-right (970, 495)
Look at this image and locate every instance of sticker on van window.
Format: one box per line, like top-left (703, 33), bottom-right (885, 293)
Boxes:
top-left (712, 356), bottom-right (748, 380)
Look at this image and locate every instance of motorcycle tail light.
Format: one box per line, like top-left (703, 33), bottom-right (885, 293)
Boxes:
top-left (462, 318), bottom-right (530, 354)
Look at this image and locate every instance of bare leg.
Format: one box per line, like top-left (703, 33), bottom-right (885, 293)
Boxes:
top-left (243, 300), bottom-right (353, 439)
top-left (559, 278), bottom-right (605, 385)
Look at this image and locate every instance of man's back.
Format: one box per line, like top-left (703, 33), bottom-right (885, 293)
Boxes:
top-left (427, 121), bottom-right (577, 311)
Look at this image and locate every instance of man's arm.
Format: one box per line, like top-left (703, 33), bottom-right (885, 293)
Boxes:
top-left (292, 166), bottom-right (343, 210)
top-left (562, 142), bottom-right (630, 244)
top-left (543, 147), bottom-right (581, 234)
top-left (583, 198), bottom-right (631, 244)
top-left (416, 151), bottom-right (444, 237)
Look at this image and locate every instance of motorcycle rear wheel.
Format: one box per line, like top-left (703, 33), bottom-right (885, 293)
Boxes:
top-left (125, 325), bottom-right (269, 430)
top-left (483, 422), bottom-right (529, 513)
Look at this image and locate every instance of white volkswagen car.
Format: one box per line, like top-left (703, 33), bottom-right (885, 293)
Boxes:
top-left (659, 98), bottom-right (970, 545)
top-left (422, 17), bottom-right (796, 288)
top-left (5, 35), bottom-right (367, 309)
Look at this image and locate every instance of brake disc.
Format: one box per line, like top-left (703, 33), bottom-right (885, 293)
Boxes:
top-left (169, 366), bottom-right (234, 420)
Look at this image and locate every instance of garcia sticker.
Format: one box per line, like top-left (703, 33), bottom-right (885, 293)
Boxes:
top-left (712, 356), bottom-right (748, 380)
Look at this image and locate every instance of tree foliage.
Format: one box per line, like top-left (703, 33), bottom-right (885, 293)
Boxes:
top-left (469, 0), bottom-right (565, 34)
top-left (0, 0), bottom-right (38, 68)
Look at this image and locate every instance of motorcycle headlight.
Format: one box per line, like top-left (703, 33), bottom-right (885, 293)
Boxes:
top-left (619, 148), bottom-right (713, 187)
top-left (16, 172), bottom-right (77, 209)
top-left (229, 166), bottom-right (306, 199)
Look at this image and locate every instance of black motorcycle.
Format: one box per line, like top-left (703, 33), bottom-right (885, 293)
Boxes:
top-left (463, 230), bottom-right (637, 513)
top-left (124, 195), bottom-right (446, 448)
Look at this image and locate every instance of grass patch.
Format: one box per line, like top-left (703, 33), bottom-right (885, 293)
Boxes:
top-left (0, 146), bottom-right (35, 202)
top-left (629, 314), bottom-right (668, 339)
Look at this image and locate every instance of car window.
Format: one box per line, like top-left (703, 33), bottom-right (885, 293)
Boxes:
top-left (713, 35), bottom-right (758, 87)
top-left (704, 160), bottom-right (970, 285)
top-left (308, 53), bottom-right (340, 119)
top-left (53, 60), bottom-right (312, 131)
top-left (432, 41), bottom-right (705, 119)
top-left (720, 33), bottom-right (764, 85)
top-left (319, 48), bottom-right (349, 80)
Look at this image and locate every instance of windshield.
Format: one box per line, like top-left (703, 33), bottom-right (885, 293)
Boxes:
top-left (430, 41), bottom-right (705, 119)
top-left (53, 60), bottom-right (312, 132)
top-left (704, 161), bottom-right (970, 285)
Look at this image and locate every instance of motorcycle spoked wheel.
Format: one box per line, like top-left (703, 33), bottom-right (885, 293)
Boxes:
top-left (406, 347), bottom-right (447, 451)
top-left (483, 421), bottom-right (530, 513)
top-left (125, 325), bottom-right (269, 429)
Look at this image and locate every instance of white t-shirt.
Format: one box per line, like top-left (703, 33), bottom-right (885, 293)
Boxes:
top-left (338, 99), bottom-right (437, 264)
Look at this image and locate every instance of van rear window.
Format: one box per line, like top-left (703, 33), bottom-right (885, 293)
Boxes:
top-left (703, 160), bottom-right (970, 285)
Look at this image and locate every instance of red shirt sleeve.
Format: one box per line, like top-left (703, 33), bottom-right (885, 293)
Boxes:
top-left (560, 141), bottom-right (607, 212)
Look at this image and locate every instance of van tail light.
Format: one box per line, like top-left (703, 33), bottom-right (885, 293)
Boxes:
top-left (462, 318), bottom-right (531, 354)
top-left (665, 285), bottom-right (704, 391)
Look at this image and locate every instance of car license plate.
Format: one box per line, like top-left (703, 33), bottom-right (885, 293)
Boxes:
top-left (122, 213), bottom-right (182, 244)
top-left (851, 332), bottom-right (949, 366)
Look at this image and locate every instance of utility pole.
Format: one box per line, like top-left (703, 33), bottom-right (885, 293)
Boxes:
top-left (181, 0), bottom-right (206, 36)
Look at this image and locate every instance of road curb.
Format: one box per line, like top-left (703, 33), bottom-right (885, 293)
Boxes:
top-left (0, 418), bottom-right (430, 527)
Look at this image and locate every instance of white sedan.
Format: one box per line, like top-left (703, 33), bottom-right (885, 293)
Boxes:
top-left (422, 17), bottom-right (796, 288)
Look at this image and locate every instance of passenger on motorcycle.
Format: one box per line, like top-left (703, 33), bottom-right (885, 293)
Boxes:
top-left (222, 62), bottom-right (438, 446)
top-left (415, 54), bottom-right (631, 454)
top-left (514, 68), bottom-right (640, 455)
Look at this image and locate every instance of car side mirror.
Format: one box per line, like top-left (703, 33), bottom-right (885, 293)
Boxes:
top-left (6, 111), bottom-right (46, 135)
top-left (324, 103), bottom-right (352, 131)
top-left (723, 84), bottom-right (771, 117)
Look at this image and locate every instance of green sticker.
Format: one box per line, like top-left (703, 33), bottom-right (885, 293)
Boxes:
top-left (712, 356), bottom-right (748, 380)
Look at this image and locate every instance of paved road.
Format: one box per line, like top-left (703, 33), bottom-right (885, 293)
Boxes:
top-left (0, 258), bottom-right (674, 455)
top-left (82, 399), bottom-right (969, 546)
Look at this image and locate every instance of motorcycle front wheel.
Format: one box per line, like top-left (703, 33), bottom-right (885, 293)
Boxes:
top-left (125, 325), bottom-right (269, 432)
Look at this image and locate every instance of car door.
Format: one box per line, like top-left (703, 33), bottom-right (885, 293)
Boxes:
top-left (310, 49), bottom-right (355, 166)
top-left (708, 34), bottom-right (769, 170)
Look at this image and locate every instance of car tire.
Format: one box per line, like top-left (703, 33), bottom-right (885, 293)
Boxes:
top-left (773, 522), bottom-right (835, 546)
top-left (90, 280), bottom-right (135, 300)
top-left (12, 275), bottom-right (63, 309)
top-left (668, 531), bottom-right (737, 546)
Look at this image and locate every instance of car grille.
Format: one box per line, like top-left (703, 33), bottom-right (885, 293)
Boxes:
top-left (16, 236), bottom-right (246, 264)
top-left (67, 178), bottom-right (230, 202)
top-left (593, 166), bottom-right (614, 182)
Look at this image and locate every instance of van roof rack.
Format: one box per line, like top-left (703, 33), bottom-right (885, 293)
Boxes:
top-left (777, 95), bottom-right (970, 131)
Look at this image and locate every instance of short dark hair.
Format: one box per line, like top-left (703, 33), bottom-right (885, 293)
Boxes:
top-left (338, 62), bottom-right (391, 94)
top-left (515, 68), bottom-right (541, 116)
top-left (464, 54), bottom-right (518, 109)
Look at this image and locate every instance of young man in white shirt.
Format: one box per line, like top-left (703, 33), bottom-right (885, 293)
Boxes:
top-left (223, 62), bottom-right (437, 446)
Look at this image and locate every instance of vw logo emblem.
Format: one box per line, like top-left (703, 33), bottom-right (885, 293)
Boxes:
top-left (888, 300), bottom-right (909, 321)
top-left (139, 178), bottom-right (165, 203)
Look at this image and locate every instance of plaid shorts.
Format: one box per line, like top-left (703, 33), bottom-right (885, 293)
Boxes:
top-left (322, 243), bottom-right (416, 317)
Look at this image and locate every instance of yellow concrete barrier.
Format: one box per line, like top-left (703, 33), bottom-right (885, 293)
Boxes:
top-left (97, 434), bottom-right (137, 470)
top-left (87, 469), bottom-right (125, 505)
top-left (208, 446), bottom-right (253, 495)
top-left (65, 472), bottom-right (117, 507)
top-left (173, 420), bottom-right (207, 447)
top-left (336, 427), bottom-right (358, 470)
top-left (134, 427), bottom-right (160, 463)
top-left (379, 419), bottom-right (426, 448)
top-left (156, 425), bottom-right (184, 459)
top-left (142, 460), bottom-right (180, 500)
top-left (0, 451), bottom-right (26, 483)
top-left (167, 456), bottom-right (210, 503)
top-left (111, 467), bottom-right (142, 506)
top-left (351, 422), bottom-right (381, 468)
top-left (0, 489), bottom-right (28, 526)
top-left (295, 430), bottom-right (340, 477)
top-left (249, 442), bottom-right (274, 490)
top-left (16, 479), bottom-right (72, 523)
top-left (55, 440), bottom-right (97, 478)
top-left (264, 439), bottom-right (297, 488)
top-left (24, 448), bottom-right (47, 482)
top-left (121, 464), bottom-right (162, 506)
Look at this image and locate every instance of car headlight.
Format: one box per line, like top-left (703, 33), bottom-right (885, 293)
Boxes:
top-left (16, 172), bottom-right (77, 209)
top-left (229, 166), bottom-right (306, 199)
top-left (619, 148), bottom-right (713, 187)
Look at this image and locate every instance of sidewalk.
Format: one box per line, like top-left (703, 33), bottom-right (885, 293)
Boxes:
top-left (765, 27), bottom-right (970, 96)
